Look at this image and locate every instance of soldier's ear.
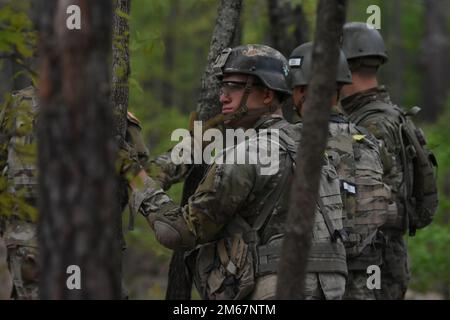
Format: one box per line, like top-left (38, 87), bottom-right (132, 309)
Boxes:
top-left (263, 89), bottom-right (275, 105)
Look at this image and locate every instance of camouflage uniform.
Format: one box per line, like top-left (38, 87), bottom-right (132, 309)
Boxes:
top-left (328, 108), bottom-right (395, 300)
top-left (130, 44), bottom-right (349, 300)
top-left (131, 114), bottom-right (348, 300)
top-left (0, 87), bottom-right (39, 299)
top-left (292, 109), bottom-right (393, 300)
top-left (0, 86), bottom-right (148, 299)
top-left (341, 86), bottom-right (410, 299)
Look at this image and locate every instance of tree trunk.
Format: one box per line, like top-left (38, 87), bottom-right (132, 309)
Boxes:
top-left (37, 0), bottom-right (121, 299)
top-left (0, 59), bottom-right (13, 102)
top-left (276, 0), bottom-right (347, 299)
top-left (420, 0), bottom-right (449, 122)
top-left (267, 0), bottom-right (309, 57)
top-left (165, 0), bottom-right (243, 300)
top-left (112, 0), bottom-right (131, 138)
top-left (161, 0), bottom-right (179, 109)
top-left (266, 0), bottom-right (309, 123)
top-left (385, 0), bottom-right (405, 107)
top-left (112, 0), bottom-right (131, 298)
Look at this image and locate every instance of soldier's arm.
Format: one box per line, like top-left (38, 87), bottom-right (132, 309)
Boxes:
top-left (126, 112), bottom-right (149, 164)
top-left (129, 161), bottom-right (263, 250)
top-left (146, 151), bottom-right (192, 191)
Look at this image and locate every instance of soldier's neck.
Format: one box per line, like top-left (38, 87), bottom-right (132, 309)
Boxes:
top-left (340, 75), bottom-right (378, 99)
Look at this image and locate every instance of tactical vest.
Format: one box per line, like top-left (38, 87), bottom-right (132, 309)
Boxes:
top-left (327, 114), bottom-right (396, 270)
top-left (350, 102), bottom-right (438, 236)
top-left (189, 119), bottom-right (347, 300)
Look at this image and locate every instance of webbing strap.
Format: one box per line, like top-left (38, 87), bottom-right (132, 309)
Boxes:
top-left (317, 196), bottom-right (348, 243)
top-left (217, 238), bottom-right (237, 275)
top-left (345, 229), bottom-right (379, 257)
top-left (306, 242), bottom-right (348, 275)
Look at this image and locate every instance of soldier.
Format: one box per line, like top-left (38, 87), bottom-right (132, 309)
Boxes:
top-left (288, 42), bottom-right (396, 299)
top-left (0, 86), bottom-right (40, 299)
top-left (0, 86), bottom-right (149, 299)
top-left (340, 22), bottom-right (438, 299)
top-left (125, 44), bottom-right (347, 300)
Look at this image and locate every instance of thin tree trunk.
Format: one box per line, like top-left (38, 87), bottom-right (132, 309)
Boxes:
top-left (112, 0), bottom-right (131, 298)
top-left (266, 0), bottom-right (309, 123)
top-left (112, 0), bottom-right (131, 138)
top-left (385, 0), bottom-right (405, 106)
top-left (267, 0), bottom-right (309, 57)
top-left (161, 0), bottom-right (178, 109)
top-left (0, 59), bottom-right (13, 102)
top-left (165, 0), bottom-right (243, 300)
top-left (37, 0), bottom-right (121, 299)
top-left (276, 0), bottom-right (347, 300)
top-left (420, 0), bottom-right (449, 122)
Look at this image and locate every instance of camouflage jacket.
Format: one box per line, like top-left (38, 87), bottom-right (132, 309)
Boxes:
top-left (130, 114), bottom-right (297, 247)
top-left (0, 87), bottom-right (149, 219)
top-left (340, 86), bottom-right (405, 231)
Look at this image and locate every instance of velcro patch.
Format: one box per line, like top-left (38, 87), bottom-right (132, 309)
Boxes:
top-left (289, 57), bottom-right (302, 67)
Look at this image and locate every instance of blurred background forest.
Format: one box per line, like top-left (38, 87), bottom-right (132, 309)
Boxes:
top-left (0, 0), bottom-right (449, 299)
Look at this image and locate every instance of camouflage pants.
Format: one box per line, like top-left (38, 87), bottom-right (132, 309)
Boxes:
top-left (380, 233), bottom-right (410, 300)
top-left (344, 270), bottom-right (378, 300)
top-left (1, 218), bottom-right (39, 300)
top-left (304, 272), bottom-right (346, 300)
top-left (249, 272), bottom-right (346, 300)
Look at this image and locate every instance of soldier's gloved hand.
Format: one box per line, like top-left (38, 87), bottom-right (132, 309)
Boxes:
top-left (116, 136), bottom-right (143, 184)
top-left (145, 161), bottom-right (173, 191)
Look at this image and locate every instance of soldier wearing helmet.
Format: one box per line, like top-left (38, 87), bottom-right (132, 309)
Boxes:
top-left (0, 86), bottom-right (149, 299)
top-left (213, 44), bottom-right (291, 129)
top-left (288, 42), bottom-right (396, 300)
top-left (127, 44), bottom-right (302, 300)
top-left (339, 22), bottom-right (412, 300)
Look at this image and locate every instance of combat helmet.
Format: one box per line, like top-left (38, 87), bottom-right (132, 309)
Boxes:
top-left (342, 22), bottom-right (388, 69)
top-left (288, 42), bottom-right (352, 88)
top-left (212, 44), bottom-right (291, 122)
top-left (213, 44), bottom-right (291, 95)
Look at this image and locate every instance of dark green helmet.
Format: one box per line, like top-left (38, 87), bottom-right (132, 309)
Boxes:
top-left (213, 44), bottom-right (291, 95)
top-left (288, 42), bottom-right (352, 87)
top-left (342, 22), bottom-right (388, 66)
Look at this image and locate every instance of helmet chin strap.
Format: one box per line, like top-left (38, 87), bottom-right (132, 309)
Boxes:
top-left (222, 76), bottom-right (254, 123)
top-left (223, 77), bottom-right (281, 124)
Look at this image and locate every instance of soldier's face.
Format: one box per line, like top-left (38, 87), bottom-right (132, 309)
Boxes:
top-left (220, 74), bottom-right (270, 127)
top-left (293, 86), bottom-right (338, 117)
top-left (293, 86), bottom-right (307, 117)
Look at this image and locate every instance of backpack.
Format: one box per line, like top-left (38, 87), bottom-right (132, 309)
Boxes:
top-left (353, 104), bottom-right (438, 236)
top-left (397, 107), bottom-right (438, 235)
top-left (326, 115), bottom-right (396, 269)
